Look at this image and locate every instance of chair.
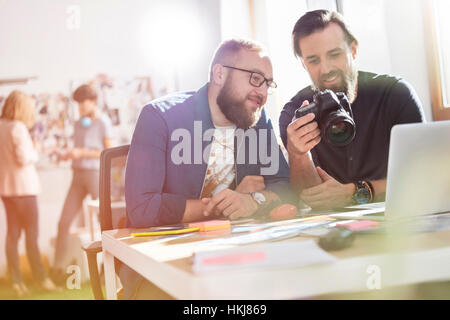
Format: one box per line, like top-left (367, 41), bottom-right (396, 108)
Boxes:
top-left (82, 144), bottom-right (129, 300)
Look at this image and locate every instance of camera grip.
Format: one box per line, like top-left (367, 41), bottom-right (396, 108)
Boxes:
top-left (294, 102), bottom-right (317, 119)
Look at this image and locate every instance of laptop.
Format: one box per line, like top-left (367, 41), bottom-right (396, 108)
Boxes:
top-left (384, 120), bottom-right (450, 220)
top-left (330, 120), bottom-right (450, 221)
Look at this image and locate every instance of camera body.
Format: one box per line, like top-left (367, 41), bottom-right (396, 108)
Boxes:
top-left (295, 90), bottom-right (356, 146)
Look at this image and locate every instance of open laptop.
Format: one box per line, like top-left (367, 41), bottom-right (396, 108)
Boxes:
top-left (384, 120), bottom-right (450, 220)
top-left (330, 120), bottom-right (450, 221)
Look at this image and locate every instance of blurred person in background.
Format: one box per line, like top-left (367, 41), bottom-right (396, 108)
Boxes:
top-left (0, 90), bottom-right (58, 297)
top-left (51, 84), bottom-right (114, 285)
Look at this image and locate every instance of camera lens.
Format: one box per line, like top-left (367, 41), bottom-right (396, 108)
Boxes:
top-left (324, 116), bottom-right (355, 146)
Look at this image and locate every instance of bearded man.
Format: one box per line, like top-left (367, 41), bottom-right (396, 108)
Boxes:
top-left (126, 38), bottom-right (293, 227)
top-left (279, 10), bottom-right (425, 210)
top-left (121, 39), bottom-right (294, 299)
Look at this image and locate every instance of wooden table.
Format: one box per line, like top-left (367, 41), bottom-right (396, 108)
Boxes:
top-left (102, 218), bottom-right (450, 299)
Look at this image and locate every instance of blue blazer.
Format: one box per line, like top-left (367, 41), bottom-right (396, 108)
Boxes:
top-left (125, 83), bottom-right (294, 228)
top-left (121, 83), bottom-right (295, 299)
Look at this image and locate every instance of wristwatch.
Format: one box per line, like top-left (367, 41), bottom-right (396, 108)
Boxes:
top-left (251, 192), bottom-right (267, 207)
top-left (353, 180), bottom-right (373, 204)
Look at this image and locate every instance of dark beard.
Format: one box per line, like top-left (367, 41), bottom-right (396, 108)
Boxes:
top-left (312, 65), bottom-right (358, 103)
top-left (216, 78), bottom-right (261, 129)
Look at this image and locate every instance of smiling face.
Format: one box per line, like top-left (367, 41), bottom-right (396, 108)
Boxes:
top-left (216, 48), bottom-right (273, 129)
top-left (299, 22), bottom-right (358, 102)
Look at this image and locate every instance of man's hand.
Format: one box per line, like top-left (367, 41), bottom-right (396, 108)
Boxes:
top-left (235, 175), bottom-right (265, 194)
top-left (286, 101), bottom-right (321, 157)
top-left (202, 189), bottom-right (259, 220)
top-left (301, 167), bottom-right (355, 210)
top-left (57, 148), bottom-right (69, 162)
top-left (66, 148), bottom-right (84, 160)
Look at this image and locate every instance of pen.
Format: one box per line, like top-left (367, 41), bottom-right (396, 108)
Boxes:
top-left (131, 227), bottom-right (200, 237)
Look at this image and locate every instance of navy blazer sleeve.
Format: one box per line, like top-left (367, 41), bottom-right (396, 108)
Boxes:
top-left (125, 105), bottom-right (187, 228)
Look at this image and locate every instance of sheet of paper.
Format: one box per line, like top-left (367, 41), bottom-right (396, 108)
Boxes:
top-left (193, 240), bottom-right (337, 273)
top-left (197, 221), bottom-right (332, 246)
top-left (300, 202), bottom-right (386, 219)
top-left (231, 225), bottom-right (270, 233)
top-left (298, 227), bottom-right (330, 237)
top-left (345, 202), bottom-right (386, 210)
top-left (329, 207), bottom-right (385, 220)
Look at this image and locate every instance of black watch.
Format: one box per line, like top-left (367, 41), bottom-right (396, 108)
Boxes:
top-left (353, 180), bottom-right (373, 204)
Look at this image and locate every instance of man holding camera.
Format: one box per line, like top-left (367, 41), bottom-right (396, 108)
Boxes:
top-left (279, 10), bottom-right (425, 210)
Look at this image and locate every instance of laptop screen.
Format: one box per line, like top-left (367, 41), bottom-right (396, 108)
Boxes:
top-left (385, 121), bottom-right (450, 219)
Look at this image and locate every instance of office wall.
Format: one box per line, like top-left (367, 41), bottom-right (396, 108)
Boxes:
top-left (0, 0), bottom-right (221, 95)
top-left (383, 0), bottom-right (432, 121)
top-left (343, 0), bottom-right (432, 121)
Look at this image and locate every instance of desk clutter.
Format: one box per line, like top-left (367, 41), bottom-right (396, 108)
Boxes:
top-left (127, 206), bottom-right (450, 275)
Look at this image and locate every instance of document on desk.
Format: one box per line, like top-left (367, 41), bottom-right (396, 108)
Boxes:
top-left (329, 202), bottom-right (386, 221)
top-left (197, 221), bottom-right (332, 246)
top-left (192, 240), bottom-right (337, 273)
top-left (345, 202), bottom-right (386, 210)
top-left (301, 202), bottom-right (386, 221)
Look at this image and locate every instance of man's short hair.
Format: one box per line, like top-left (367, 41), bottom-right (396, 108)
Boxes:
top-left (72, 84), bottom-right (97, 103)
top-left (292, 10), bottom-right (358, 58)
top-left (209, 38), bottom-right (267, 80)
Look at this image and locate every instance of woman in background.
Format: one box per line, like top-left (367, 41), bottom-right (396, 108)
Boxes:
top-left (0, 90), bottom-right (58, 297)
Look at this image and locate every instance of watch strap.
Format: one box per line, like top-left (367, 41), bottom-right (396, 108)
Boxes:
top-left (365, 180), bottom-right (374, 200)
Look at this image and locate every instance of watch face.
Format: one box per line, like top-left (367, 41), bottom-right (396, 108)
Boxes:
top-left (354, 188), bottom-right (370, 204)
top-left (252, 192), bottom-right (266, 205)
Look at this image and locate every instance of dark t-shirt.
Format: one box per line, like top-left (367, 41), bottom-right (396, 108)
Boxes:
top-left (279, 71), bottom-right (425, 184)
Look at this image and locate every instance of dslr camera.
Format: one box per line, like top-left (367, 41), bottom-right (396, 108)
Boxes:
top-left (295, 90), bottom-right (356, 146)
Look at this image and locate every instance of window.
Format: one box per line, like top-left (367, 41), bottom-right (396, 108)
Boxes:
top-left (423, 0), bottom-right (450, 120)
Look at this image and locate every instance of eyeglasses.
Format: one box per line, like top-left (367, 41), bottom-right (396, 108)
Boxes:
top-left (222, 65), bottom-right (278, 91)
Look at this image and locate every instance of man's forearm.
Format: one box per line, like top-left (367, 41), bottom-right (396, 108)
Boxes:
top-left (289, 152), bottom-right (322, 192)
top-left (80, 148), bottom-right (102, 159)
top-left (370, 179), bottom-right (387, 201)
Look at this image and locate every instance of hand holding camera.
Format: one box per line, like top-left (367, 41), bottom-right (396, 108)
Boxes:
top-left (287, 90), bottom-right (356, 157)
top-left (286, 103), bottom-right (321, 157)
top-left (295, 90), bottom-right (356, 147)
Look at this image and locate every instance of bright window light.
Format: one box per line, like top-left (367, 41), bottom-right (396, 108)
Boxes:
top-left (139, 4), bottom-right (205, 68)
top-left (435, 0), bottom-right (450, 106)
